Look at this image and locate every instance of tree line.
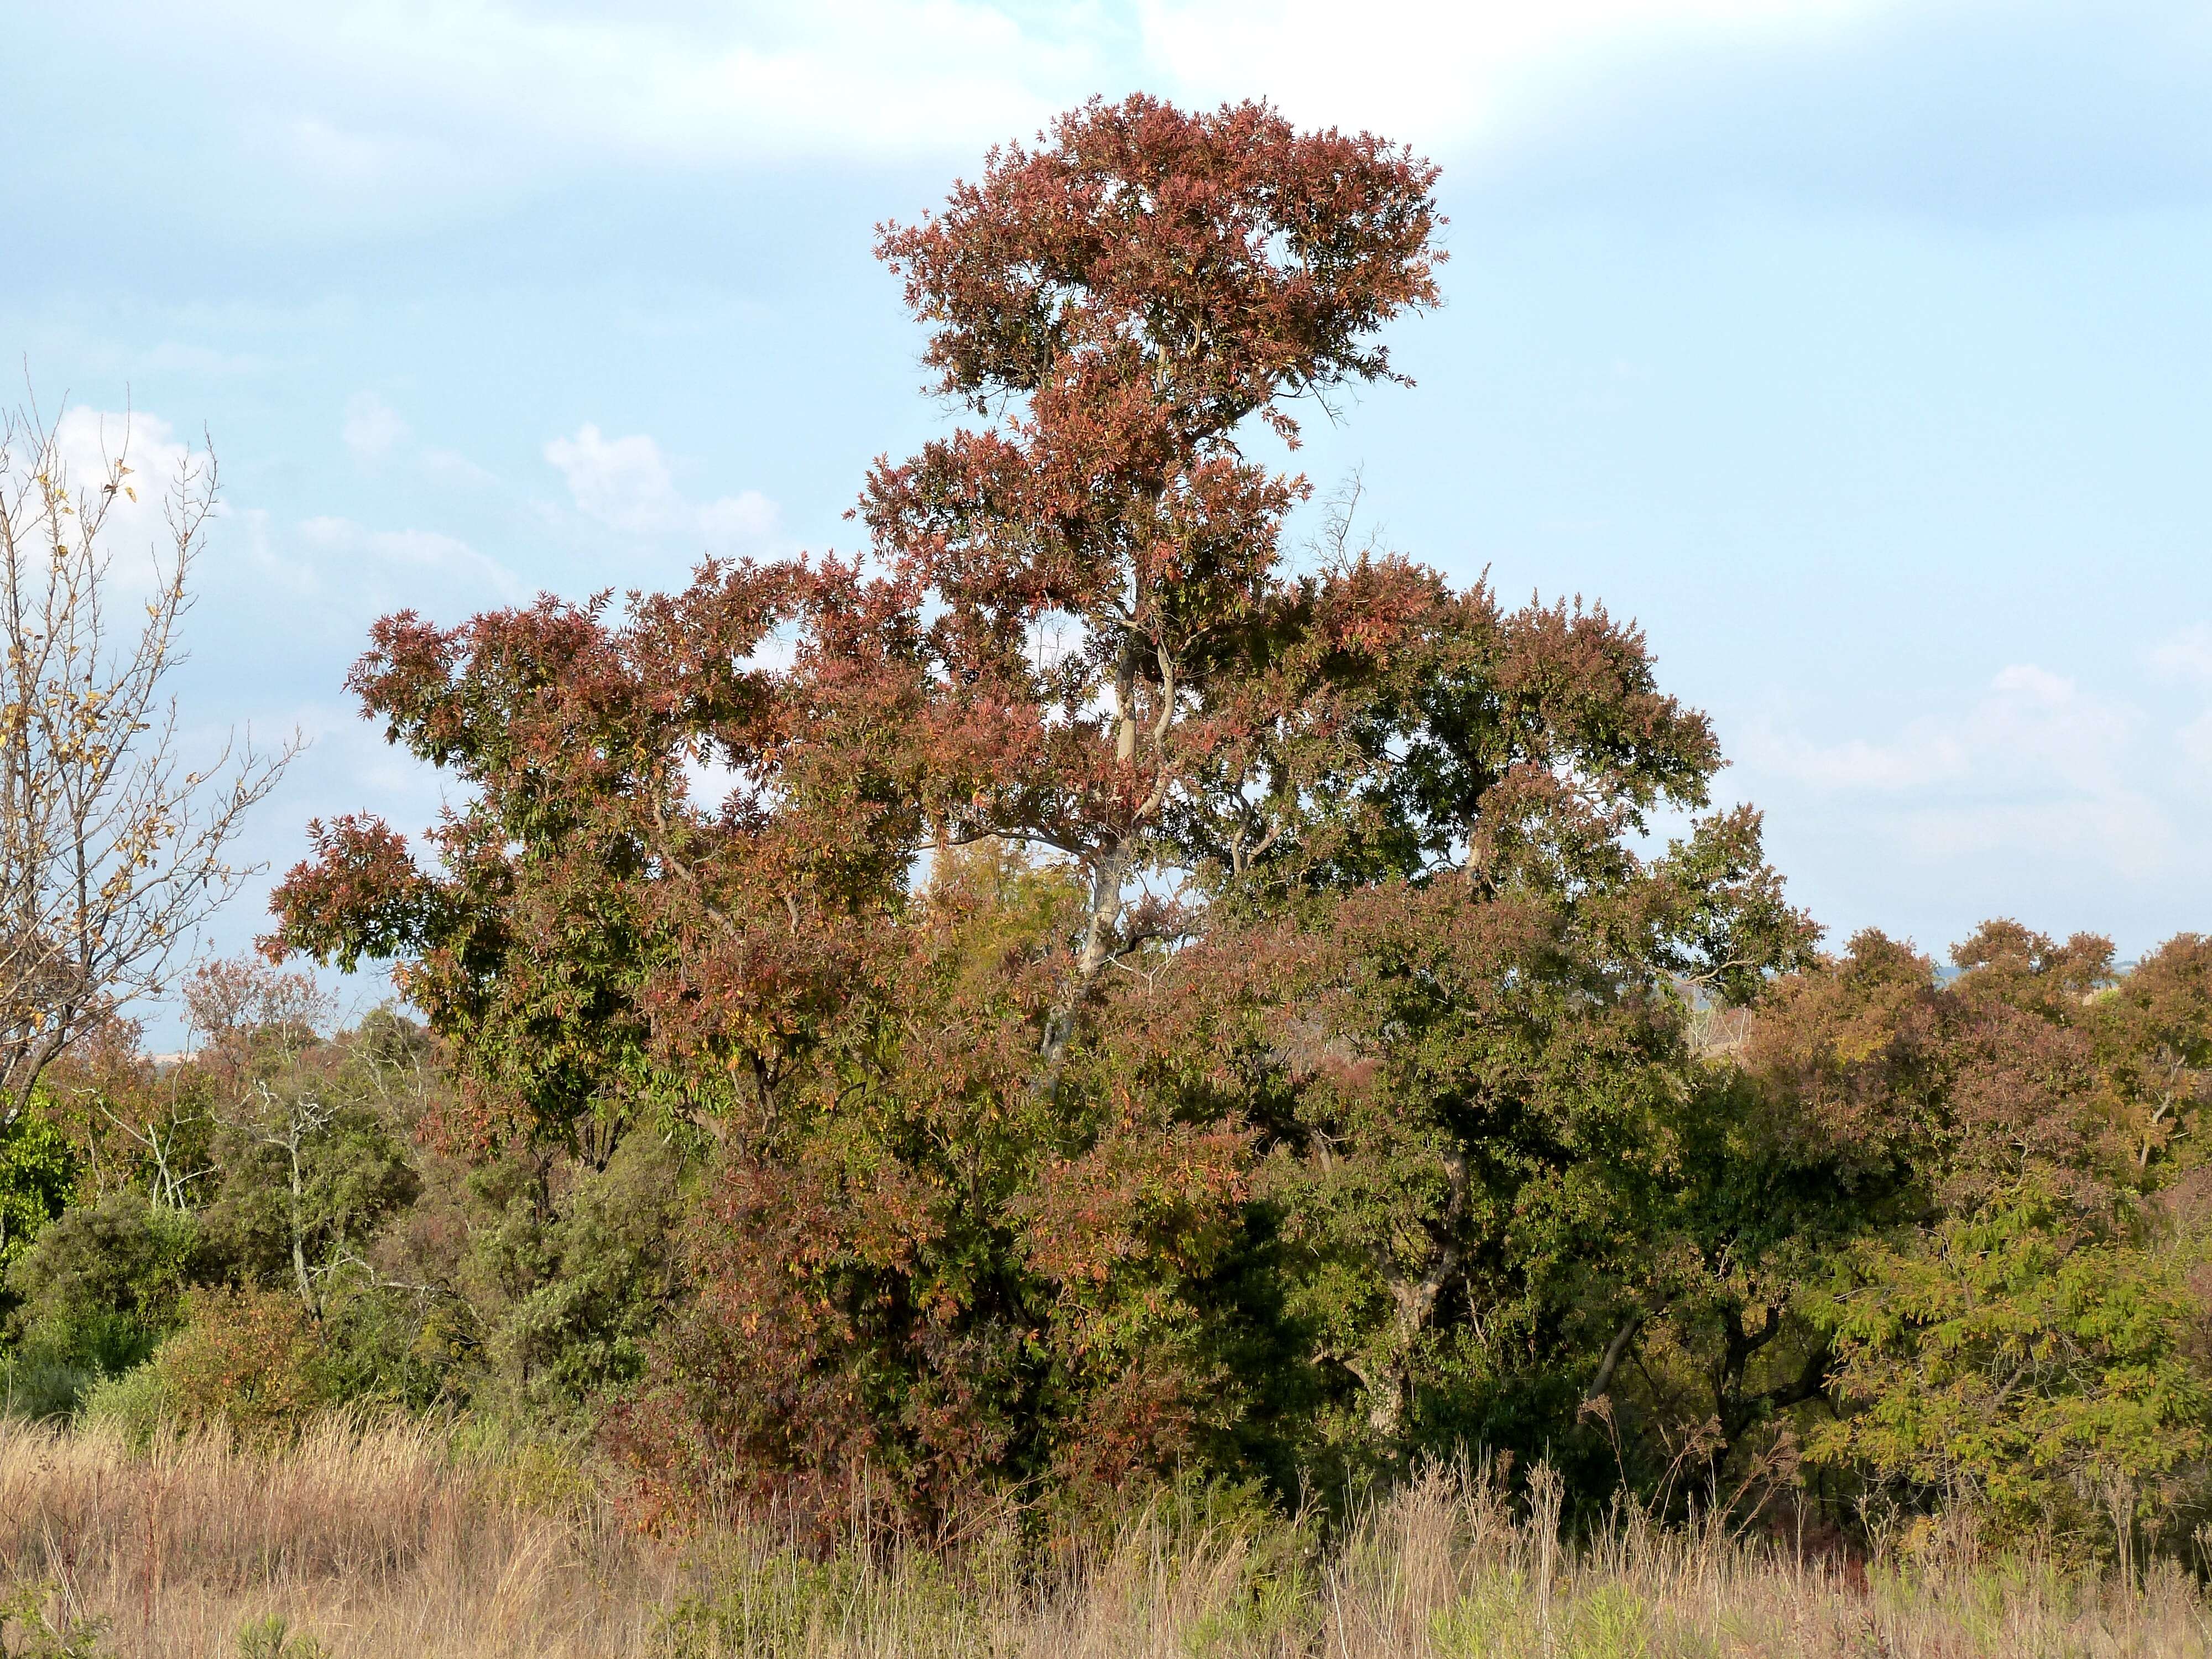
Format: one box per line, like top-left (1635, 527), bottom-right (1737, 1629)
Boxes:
top-left (3, 96), bottom-right (2208, 1566)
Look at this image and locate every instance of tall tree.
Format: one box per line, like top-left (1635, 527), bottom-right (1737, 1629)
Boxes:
top-left (865, 95), bottom-right (1443, 1083)
top-left (273, 97), bottom-right (1815, 1516)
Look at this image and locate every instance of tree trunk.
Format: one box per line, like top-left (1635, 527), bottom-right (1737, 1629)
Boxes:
top-left (1036, 837), bottom-right (1129, 1093)
top-left (288, 1119), bottom-right (316, 1318)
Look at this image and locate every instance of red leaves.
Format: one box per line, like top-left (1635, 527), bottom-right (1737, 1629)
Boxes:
top-left (1743, 922), bottom-right (2166, 1208)
top-left (879, 95), bottom-right (1443, 437)
top-left (1017, 1119), bottom-right (1253, 1292)
top-left (858, 95), bottom-right (1447, 912)
top-left (267, 815), bottom-right (432, 974)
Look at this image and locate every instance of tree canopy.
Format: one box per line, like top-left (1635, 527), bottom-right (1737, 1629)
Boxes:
top-left (222, 96), bottom-right (2212, 1555)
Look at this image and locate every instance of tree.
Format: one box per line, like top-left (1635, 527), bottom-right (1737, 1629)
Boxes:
top-left (1735, 924), bottom-right (2212, 1552)
top-left (185, 960), bottom-right (417, 1320)
top-left (0, 398), bottom-right (296, 1125)
top-left (2088, 932), bottom-right (2211, 1175)
top-left (864, 94), bottom-right (1445, 1086)
top-left (273, 94), bottom-right (1452, 1145)
top-left (272, 96), bottom-right (1815, 1519)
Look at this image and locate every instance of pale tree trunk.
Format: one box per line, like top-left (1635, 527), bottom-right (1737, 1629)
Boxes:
top-left (1037, 838), bottom-right (1130, 1087)
top-left (1359, 1151), bottom-right (1470, 1438)
top-left (1035, 635), bottom-right (1163, 1094)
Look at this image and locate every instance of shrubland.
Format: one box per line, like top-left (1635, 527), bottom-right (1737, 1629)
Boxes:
top-left (3, 93), bottom-right (2210, 1652)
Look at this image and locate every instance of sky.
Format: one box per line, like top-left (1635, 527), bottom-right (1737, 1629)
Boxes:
top-left (4, 0), bottom-right (2210, 1035)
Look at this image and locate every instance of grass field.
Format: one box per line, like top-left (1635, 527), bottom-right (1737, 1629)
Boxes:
top-left (3, 1417), bottom-right (2207, 1658)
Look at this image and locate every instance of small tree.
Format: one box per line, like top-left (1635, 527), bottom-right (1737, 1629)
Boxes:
top-left (0, 397), bottom-right (296, 1125)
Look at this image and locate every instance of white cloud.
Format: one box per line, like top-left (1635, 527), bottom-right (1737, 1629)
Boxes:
top-left (342, 392), bottom-right (411, 462)
top-left (18, 407), bottom-right (200, 593)
top-left (50, 0), bottom-right (1903, 185)
top-left (275, 118), bottom-right (462, 189)
top-left (543, 423), bottom-right (775, 545)
top-left (1739, 662), bottom-right (2178, 876)
top-left (170, 0), bottom-right (1093, 178)
top-left (420, 447), bottom-right (500, 488)
top-left (1746, 663), bottom-right (2132, 794)
top-left (2156, 625), bottom-right (2212, 796)
top-left (240, 511), bottom-right (522, 613)
top-left (74, 0), bottom-right (2212, 225)
top-left (1745, 728), bottom-right (1963, 791)
top-left (2152, 622), bottom-right (2212, 685)
top-left (1136, 0), bottom-right (1895, 152)
top-left (294, 515), bottom-right (522, 600)
top-left (1896, 792), bottom-right (2182, 881)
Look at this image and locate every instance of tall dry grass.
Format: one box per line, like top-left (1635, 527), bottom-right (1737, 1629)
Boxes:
top-left (4, 1417), bottom-right (2210, 1657)
top-left (0, 1414), bottom-right (683, 1656)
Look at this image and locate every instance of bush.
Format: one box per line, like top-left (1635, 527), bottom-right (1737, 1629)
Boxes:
top-left (0, 1580), bottom-right (112, 1658)
top-left (1, 1349), bottom-right (92, 1422)
top-left (1809, 1176), bottom-right (2212, 1554)
top-left (233, 1614), bottom-right (329, 1659)
top-left (2, 1192), bottom-right (202, 1418)
top-left (4, 1191), bottom-right (199, 1340)
top-left (310, 1275), bottom-right (463, 1412)
top-left (476, 1131), bottom-right (683, 1412)
top-left (0, 1104), bottom-right (77, 1289)
top-left (154, 1287), bottom-right (333, 1439)
top-left (2, 1307), bottom-right (170, 1422)
top-left (76, 1358), bottom-right (175, 1449)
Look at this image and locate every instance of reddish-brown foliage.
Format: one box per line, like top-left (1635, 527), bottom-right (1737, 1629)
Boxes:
top-left (272, 98), bottom-right (1814, 1522)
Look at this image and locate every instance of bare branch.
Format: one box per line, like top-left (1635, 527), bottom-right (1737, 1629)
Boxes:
top-left (0, 395), bottom-right (299, 1124)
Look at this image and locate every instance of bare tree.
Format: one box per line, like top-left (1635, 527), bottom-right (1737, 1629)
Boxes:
top-left (0, 394), bottom-right (298, 1126)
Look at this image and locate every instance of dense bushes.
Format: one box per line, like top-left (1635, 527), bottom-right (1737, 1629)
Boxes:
top-left (2, 921), bottom-right (2206, 1562)
top-left (1771, 927), bottom-right (2212, 1547)
top-left (1, 972), bottom-right (687, 1434)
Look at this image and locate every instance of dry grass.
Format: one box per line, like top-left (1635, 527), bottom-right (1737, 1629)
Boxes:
top-left (4, 1418), bottom-right (2210, 1657)
top-left (0, 1414), bottom-right (684, 1656)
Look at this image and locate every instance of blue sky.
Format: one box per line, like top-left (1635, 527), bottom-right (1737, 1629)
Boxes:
top-left (6, 0), bottom-right (2210, 1032)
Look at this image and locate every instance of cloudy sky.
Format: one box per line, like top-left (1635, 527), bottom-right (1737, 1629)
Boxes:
top-left (6, 0), bottom-right (2210, 1030)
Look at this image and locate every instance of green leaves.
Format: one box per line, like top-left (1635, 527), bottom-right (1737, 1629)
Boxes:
top-left (0, 1101), bottom-right (75, 1283)
top-left (1810, 1175), bottom-right (2211, 1538)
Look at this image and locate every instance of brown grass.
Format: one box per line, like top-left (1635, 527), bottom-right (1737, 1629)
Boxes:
top-left (4, 1418), bottom-right (2210, 1657)
top-left (0, 1415), bottom-right (682, 1656)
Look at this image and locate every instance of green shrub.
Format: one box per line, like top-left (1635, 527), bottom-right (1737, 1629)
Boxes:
top-left (5, 1192), bottom-right (199, 1342)
top-left (0, 1105), bottom-right (77, 1290)
top-left (311, 1275), bottom-right (458, 1411)
top-left (2, 1306), bottom-right (166, 1421)
top-left (474, 1132), bottom-right (683, 1413)
top-left (654, 1545), bottom-right (980, 1659)
top-left (1, 1350), bottom-right (92, 1422)
top-left (76, 1358), bottom-right (175, 1449)
top-left (1432, 1579), bottom-right (1667, 1659)
top-left (0, 1580), bottom-right (112, 1658)
top-left (2, 1193), bottom-right (203, 1419)
top-left (1809, 1176), bottom-right (2212, 1553)
top-left (233, 1614), bottom-right (328, 1659)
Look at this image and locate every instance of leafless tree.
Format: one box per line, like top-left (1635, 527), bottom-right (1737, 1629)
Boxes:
top-left (0, 394), bottom-right (298, 1126)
